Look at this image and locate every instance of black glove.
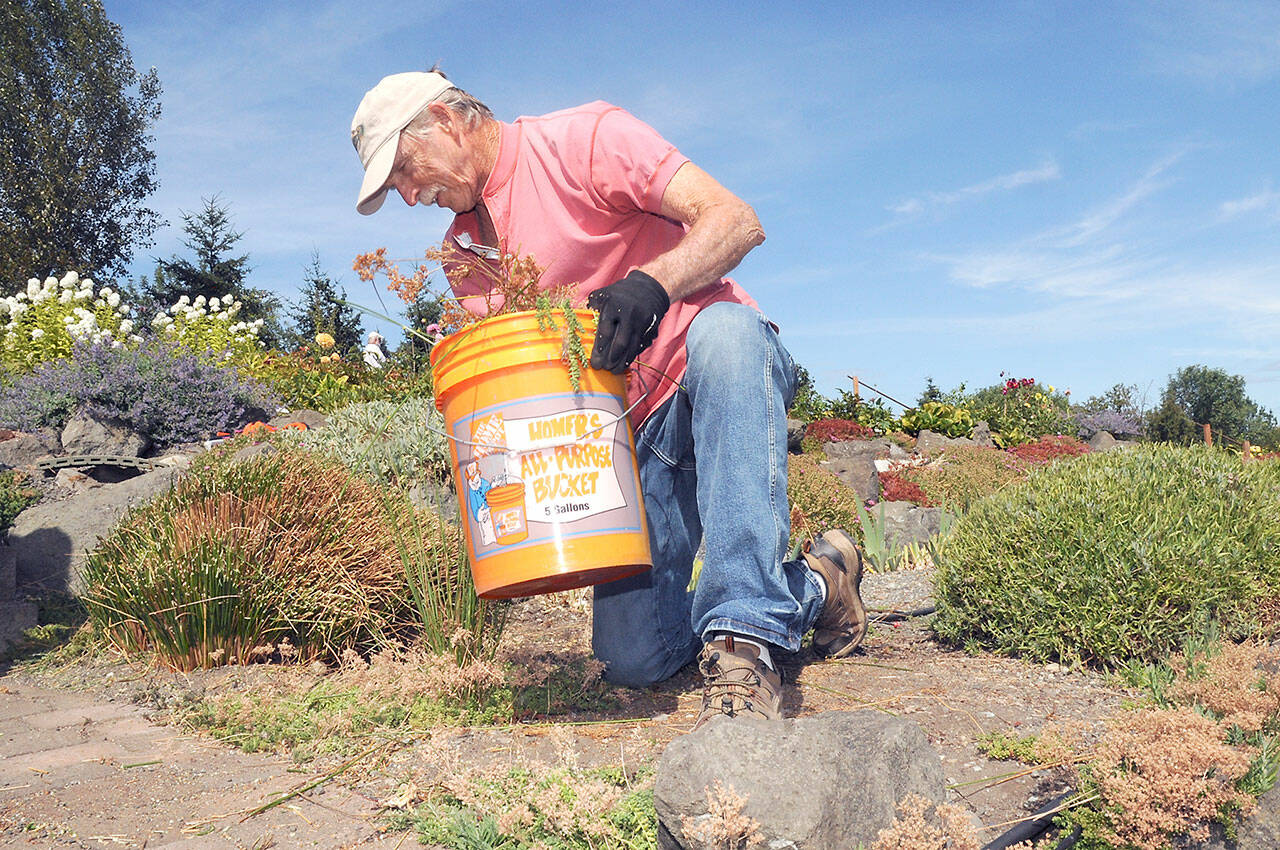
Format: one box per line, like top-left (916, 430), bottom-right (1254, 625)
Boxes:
top-left (585, 270), bottom-right (670, 374)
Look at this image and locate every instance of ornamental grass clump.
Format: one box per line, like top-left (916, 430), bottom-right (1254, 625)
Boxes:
top-left (295, 397), bottom-right (451, 490)
top-left (83, 449), bottom-right (416, 670)
top-left (932, 445), bottom-right (1280, 667)
top-left (0, 339), bottom-right (276, 448)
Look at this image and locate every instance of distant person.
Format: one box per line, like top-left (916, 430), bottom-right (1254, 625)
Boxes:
top-left (349, 69), bottom-right (866, 726)
top-left (363, 331), bottom-right (387, 369)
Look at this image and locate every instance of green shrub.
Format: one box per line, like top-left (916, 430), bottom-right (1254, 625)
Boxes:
top-left (83, 448), bottom-right (423, 669)
top-left (932, 445), bottom-right (1280, 668)
top-left (293, 397), bottom-right (450, 490)
top-left (0, 469), bottom-right (39, 535)
top-left (787, 452), bottom-right (866, 550)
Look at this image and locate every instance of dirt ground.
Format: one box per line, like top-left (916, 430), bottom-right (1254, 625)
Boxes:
top-left (0, 567), bottom-right (1133, 848)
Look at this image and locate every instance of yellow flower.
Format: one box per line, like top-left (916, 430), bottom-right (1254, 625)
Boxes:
top-left (315, 332), bottom-right (335, 349)
top-left (330, 352), bottom-right (341, 361)
top-left (1048, 385), bottom-right (1055, 393)
top-left (320, 354), bottom-right (332, 363)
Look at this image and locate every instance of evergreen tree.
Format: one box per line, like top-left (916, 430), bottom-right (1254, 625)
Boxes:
top-left (917, 376), bottom-right (943, 406)
top-left (290, 253), bottom-right (364, 353)
top-left (147, 195), bottom-right (285, 347)
top-left (1, 0), bottom-right (162, 282)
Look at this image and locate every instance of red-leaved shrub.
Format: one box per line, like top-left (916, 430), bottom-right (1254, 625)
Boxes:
top-left (1007, 435), bottom-right (1090, 464)
top-left (805, 418), bottom-right (876, 444)
top-left (880, 470), bottom-right (932, 506)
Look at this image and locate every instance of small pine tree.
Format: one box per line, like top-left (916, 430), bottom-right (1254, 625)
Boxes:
top-left (146, 195), bottom-right (285, 347)
top-left (289, 253), bottom-right (364, 353)
top-left (917, 376), bottom-right (943, 406)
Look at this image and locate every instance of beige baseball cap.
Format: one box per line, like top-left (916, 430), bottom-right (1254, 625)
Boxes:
top-left (351, 71), bottom-right (454, 215)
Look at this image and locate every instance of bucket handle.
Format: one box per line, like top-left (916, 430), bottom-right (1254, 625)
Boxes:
top-left (441, 390), bottom-right (646, 453)
top-left (432, 363), bottom-right (660, 454)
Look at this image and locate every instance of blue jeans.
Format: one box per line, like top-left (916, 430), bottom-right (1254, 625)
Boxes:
top-left (592, 302), bottom-right (826, 687)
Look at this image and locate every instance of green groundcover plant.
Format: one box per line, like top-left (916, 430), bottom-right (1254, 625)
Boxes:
top-left (293, 397), bottom-right (450, 491)
top-left (0, 470), bottom-right (39, 536)
top-left (932, 445), bottom-right (1280, 668)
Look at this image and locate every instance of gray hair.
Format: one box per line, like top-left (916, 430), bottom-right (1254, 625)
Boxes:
top-left (402, 68), bottom-right (494, 137)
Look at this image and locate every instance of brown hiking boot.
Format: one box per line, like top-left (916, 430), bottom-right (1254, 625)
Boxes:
top-left (803, 530), bottom-right (868, 658)
top-left (693, 635), bottom-right (783, 728)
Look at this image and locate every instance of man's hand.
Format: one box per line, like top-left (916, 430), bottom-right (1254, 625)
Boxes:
top-left (586, 270), bottom-right (670, 374)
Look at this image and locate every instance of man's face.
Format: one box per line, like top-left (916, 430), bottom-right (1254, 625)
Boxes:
top-left (383, 113), bottom-right (481, 214)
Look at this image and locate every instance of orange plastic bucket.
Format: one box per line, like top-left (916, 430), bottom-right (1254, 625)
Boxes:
top-left (431, 309), bottom-right (652, 598)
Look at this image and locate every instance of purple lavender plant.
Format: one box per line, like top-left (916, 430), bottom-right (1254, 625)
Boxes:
top-left (1075, 409), bottom-right (1144, 440)
top-left (0, 341), bottom-right (278, 448)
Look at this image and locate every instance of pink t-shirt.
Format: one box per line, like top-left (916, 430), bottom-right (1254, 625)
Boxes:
top-left (444, 101), bottom-right (758, 426)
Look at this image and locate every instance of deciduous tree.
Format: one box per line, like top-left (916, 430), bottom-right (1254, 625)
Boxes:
top-left (0, 0), bottom-right (162, 282)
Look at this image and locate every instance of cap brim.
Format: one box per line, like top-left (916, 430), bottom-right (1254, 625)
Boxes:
top-left (356, 137), bottom-right (398, 215)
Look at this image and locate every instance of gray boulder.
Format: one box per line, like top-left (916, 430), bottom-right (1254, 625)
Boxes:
top-left (270, 409), bottom-right (328, 431)
top-left (0, 429), bottom-right (60, 470)
top-left (1195, 780), bottom-right (1280, 848)
top-left (820, 439), bottom-right (892, 502)
top-left (655, 711), bottom-right (945, 850)
top-left (0, 546), bottom-right (37, 653)
top-left (1088, 430), bottom-right (1118, 452)
top-left (873, 500), bottom-right (955, 550)
top-left (61, 408), bottom-right (149, 457)
top-left (971, 420), bottom-right (995, 448)
top-left (9, 465), bottom-right (183, 593)
top-left (915, 429), bottom-right (977, 455)
top-left (786, 419), bottom-right (806, 454)
top-left (822, 438), bottom-right (892, 461)
top-left (820, 456), bottom-right (879, 501)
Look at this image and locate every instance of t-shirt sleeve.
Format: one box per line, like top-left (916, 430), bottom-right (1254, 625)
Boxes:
top-left (589, 107), bottom-right (689, 216)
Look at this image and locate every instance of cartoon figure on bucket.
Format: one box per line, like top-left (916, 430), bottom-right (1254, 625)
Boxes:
top-left (463, 461), bottom-right (496, 546)
top-left (351, 68), bottom-right (869, 729)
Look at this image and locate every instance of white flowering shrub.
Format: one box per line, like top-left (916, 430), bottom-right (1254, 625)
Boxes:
top-left (0, 272), bottom-right (140, 373)
top-left (152, 294), bottom-right (265, 365)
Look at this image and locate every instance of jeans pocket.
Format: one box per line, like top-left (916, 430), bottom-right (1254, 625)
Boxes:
top-left (636, 392), bottom-right (696, 471)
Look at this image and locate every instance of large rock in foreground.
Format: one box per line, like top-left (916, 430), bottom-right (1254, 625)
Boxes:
top-left (9, 465), bottom-right (183, 593)
top-left (655, 710), bottom-right (945, 849)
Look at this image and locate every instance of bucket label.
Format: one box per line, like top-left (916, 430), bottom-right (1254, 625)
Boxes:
top-left (454, 392), bottom-right (644, 561)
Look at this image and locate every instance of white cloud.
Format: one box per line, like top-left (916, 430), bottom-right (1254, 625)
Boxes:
top-left (916, 149), bottom-right (1280, 353)
top-left (1137, 0), bottom-right (1280, 86)
top-left (1219, 188), bottom-right (1280, 219)
top-left (887, 160), bottom-right (1061, 218)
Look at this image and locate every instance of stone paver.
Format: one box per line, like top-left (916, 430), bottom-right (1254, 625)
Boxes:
top-left (0, 681), bottom-right (387, 848)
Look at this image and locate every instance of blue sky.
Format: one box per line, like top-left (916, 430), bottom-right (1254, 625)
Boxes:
top-left (103, 0), bottom-right (1280, 414)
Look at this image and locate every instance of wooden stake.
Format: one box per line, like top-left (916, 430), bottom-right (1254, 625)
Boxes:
top-left (852, 375), bottom-right (860, 404)
top-left (1243, 440), bottom-right (1253, 462)
top-left (1203, 423), bottom-right (1212, 446)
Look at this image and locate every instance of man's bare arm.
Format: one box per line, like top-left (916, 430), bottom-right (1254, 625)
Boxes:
top-left (637, 162), bottom-right (765, 302)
